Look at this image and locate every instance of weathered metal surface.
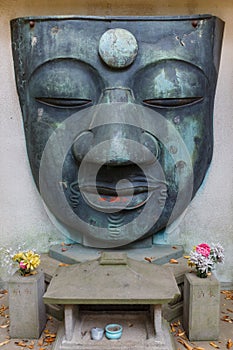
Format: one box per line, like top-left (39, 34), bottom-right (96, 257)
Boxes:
top-left (99, 28), bottom-right (138, 68)
top-left (11, 15), bottom-right (224, 248)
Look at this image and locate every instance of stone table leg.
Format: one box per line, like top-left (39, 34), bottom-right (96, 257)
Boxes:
top-left (64, 305), bottom-right (78, 341)
top-left (153, 304), bottom-right (163, 340)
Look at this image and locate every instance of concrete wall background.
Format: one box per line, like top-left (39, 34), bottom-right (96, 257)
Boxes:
top-left (0, 0), bottom-right (232, 282)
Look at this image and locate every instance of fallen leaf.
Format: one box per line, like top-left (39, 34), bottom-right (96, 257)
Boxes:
top-left (144, 257), bottom-right (153, 263)
top-left (170, 324), bottom-right (176, 332)
top-left (44, 329), bottom-right (49, 334)
top-left (44, 337), bottom-right (56, 343)
top-left (221, 316), bottom-right (233, 323)
top-left (170, 259), bottom-right (178, 264)
top-left (0, 305), bottom-right (8, 312)
top-left (221, 291), bottom-right (233, 300)
top-left (59, 263), bottom-right (70, 267)
top-left (128, 323), bottom-right (133, 327)
top-left (61, 247), bottom-right (67, 252)
top-left (177, 330), bottom-right (186, 337)
top-left (227, 339), bottom-right (233, 349)
top-left (209, 342), bottom-right (219, 348)
top-left (30, 270), bottom-right (38, 275)
top-left (227, 309), bottom-right (233, 313)
top-left (183, 255), bottom-right (190, 259)
top-left (45, 333), bottom-right (56, 338)
top-left (193, 347), bottom-right (206, 350)
top-left (0, 291), bottom-right (8, 295)
top-left (177, 338), bottom-right (193, 350)
top-left (37, 338), bottom-right (44, 347)
top-left (170, 320), bottom-right (181, 329)
top-left (172, 246), bottom-right (178, 249)
top-left (14, 341), bottom-right (28, 347)
top-left (0, 340), bottom-right (10, 347)
top-left (0, 324), bottom-right (9, 329)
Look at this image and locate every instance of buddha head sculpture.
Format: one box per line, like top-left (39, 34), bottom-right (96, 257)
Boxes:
top-left (11, 15), bottom-right (224, 248)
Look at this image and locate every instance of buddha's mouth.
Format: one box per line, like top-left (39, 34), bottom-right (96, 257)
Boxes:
top-left (77, 162), bottom-right (166, 212)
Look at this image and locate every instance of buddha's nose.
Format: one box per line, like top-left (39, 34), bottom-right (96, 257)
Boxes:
top-left (72, 88), bottom-right (160, 165)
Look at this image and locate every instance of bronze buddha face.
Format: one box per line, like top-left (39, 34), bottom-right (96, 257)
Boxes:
top-left (11, 15), bottom-right (224, 247)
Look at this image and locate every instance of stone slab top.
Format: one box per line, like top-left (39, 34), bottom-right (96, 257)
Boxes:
top-left (184, 271), bottom-right (220, 285)
top-left (49, 243), bottom-right (184, 266)
top-left (43, 252), bottom-right (180, 305)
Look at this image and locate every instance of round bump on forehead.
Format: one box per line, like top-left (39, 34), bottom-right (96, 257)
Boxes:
top-left (99, 28), bottom-right (138, 69)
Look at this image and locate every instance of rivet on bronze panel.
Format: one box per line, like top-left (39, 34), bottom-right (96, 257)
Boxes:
top-left (192, 20), bottom-right (198, 28)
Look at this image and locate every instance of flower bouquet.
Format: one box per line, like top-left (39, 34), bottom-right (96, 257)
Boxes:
top-left (12, 251), bottom-right (41, 276)
top-left (188, 243), bottom-right (224, 278)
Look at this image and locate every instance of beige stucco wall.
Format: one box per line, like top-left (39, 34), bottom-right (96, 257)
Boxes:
top-left (0, 0), bottom-right (232, 282)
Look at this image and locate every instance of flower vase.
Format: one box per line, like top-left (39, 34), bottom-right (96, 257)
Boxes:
top-left (196, 269), bottom-right (208, 278)
top-left (8, 270), bottom-right (46, 339)
top-left (183, 272), bottom-right (220, 341)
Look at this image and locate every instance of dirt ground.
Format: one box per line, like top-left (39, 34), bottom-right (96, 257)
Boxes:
top-left (0, 289), bottom-right (233, 350)
top-left (0, 289), bottom-right (59, 349)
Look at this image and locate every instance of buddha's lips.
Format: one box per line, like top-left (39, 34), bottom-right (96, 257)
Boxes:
top-left (98, 196), bottom-right (129, 203)
top-left (79, 184), bottom-right (156, 211)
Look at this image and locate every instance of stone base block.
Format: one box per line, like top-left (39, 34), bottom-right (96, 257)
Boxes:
top-left (49, 244), bottom-right (184, 265)
top-left (183, 272), bottom-right (220, 341)
top-left (8, 270), bottom-right (47, 339)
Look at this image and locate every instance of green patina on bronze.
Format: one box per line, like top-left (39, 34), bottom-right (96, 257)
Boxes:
top-left (11, 15), bottom-right (224, 248)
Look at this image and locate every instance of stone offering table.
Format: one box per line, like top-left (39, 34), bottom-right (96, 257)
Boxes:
top-left (43, 252), bottom-right (180, 350)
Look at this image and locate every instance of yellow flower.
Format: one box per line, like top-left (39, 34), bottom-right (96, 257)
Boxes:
top-left (12, 252), bottom-right (26, 262)
top-left (23, 251), bottom-right (40, 270)
top-left (188, 259), bottom-right (195, 267)
top-left (12, 250), bottom-right (40, 271)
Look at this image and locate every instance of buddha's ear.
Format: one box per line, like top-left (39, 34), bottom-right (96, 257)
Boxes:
top-left (11, 18), bottom-right (27, 107)
top-left (213, 17), bottom-right (225, 73)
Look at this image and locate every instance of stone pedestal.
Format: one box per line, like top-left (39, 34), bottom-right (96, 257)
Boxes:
top-left (44, 252), bottom-right (180, 350)
top-left (8, 270), bottom-right (47, 339)
top-left (183, 272), bottom-right (220, 341)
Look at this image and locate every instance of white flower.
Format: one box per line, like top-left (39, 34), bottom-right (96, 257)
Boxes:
top-left (189, 251), bottom-right (214, 273)
top-left (188, 242), bottom-right (224, 276)
top-left (211, 243), bottom-right (224, 263)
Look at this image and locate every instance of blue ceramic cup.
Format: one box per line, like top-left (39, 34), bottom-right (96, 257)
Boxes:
top-left (105, 324), bottom-right (123, 340)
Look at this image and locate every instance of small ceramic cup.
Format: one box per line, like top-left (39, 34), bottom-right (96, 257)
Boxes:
top-left (105, 324), bottom-right (123, 340)
top-left (91, 327), bottom-right (104, 340)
